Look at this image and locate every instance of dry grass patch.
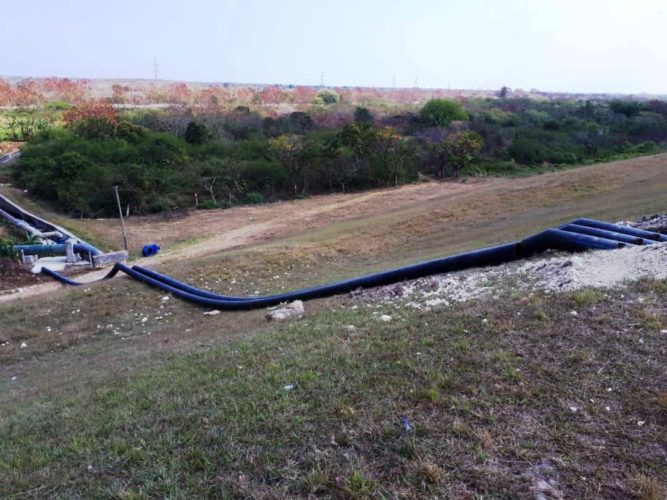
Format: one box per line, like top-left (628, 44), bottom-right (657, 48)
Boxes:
top-left (1, 279), bottom-right (664, 497)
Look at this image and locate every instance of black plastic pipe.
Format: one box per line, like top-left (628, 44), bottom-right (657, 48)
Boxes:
top-left (571, 218), bottom-right (667, 242)
top-left (558, 224), bottom-right (653, 246)
top-left (41, 264), bottom-right (123, 286)
top-left (39, 219), bottom-right (663, 310)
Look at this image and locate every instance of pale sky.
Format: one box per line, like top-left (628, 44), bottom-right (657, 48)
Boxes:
top-left (1, 0), bottom-right (665, 94)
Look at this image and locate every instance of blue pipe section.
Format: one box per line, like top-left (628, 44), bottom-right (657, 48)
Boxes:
top-left (128, 228), bottom-right (626, 304)
top-left (13, 243), bottom-right (101, 257)
top-left (571, 218), bottom-right (667, 242)
top-left (41, 265), bottom-right (122, 286)
top-left (39, 219), bottom-right (664, 310)
top-left (0, 194), bottom-right (104, 253)
top-left (558, 224), bottom-right (654, 246)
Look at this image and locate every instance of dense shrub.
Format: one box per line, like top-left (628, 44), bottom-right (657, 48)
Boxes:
top-left (183, 121), bottom-right (209, 144)
top-left (13, 97), bottom-right (667, 217)
top-left (420, 99), bottom-right (468, 127)
top-left (244, 191), bottom-right (265, 204)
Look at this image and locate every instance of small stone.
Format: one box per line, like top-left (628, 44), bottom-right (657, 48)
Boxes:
top-left (20, 342), bottom-right (27, 349)
top-left (141, 317), bottom-right (148, 323)
top-left (380, 314), bottom-right (392, 322)
top-left (161, 296), bottom-right (170, 302)
top-left (283, 383), bottom-right (297, 391)
top-left (570, 310), bottom-right (578, 317)
top-left (344, 325), bottom-right (356, 332)
top-left (266, 301), bottom-right (304, 321)
top-left (204, 310), bottom-right (221, 316)
top-left (569, 406), bottom-right (578, 413)
top-left (637, 420), bottom-right (646, 426)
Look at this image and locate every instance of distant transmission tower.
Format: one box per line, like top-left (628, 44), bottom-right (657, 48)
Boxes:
top-left (153, 57), bottom-right (159, 80)
top-left (320, 71), bottom-right (325, 87)
top-left (414, 77), bottom-right (419, 88)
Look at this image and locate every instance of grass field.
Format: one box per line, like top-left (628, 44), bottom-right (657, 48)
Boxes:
top-left (0, 154), bottom-right (666, 496)
top-left (1, 280), bottom-right (665, 497)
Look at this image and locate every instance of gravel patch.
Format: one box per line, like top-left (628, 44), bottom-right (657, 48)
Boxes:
top-left (627, 213), bottom-right (667, 233)
top-left (359, 242), bottom-right (667, 310)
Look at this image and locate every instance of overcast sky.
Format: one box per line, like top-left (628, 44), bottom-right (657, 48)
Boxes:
top-left (1, 0), bottom-right (665, 94)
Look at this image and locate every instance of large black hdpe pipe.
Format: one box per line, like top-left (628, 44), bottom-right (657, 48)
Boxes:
top-left (40, 220), bottom-right (662, 310)
top-left (571, 218), bottom-right (667, 242)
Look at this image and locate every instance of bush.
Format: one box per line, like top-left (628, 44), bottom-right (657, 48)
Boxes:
top-left (45, 100), bottom-right (71, 111)
top-left (197, 199), bottom-right (218, 210)
top-left (184, 121), bottom-right (209, 144)
top-left (354, 107), bottom-right (373, 124)
top-left (420, 99), bottom-right (468, 127)
top-left (610, 100), bottom-right (642, 118)
top-left (240, 160), bottom-right (288, 193)
top-left (316, 90), bottom-right (340, 105)
top-left (0, 239), bottom-right (18, 260)
top-left (73, 117), bottom-right (117, 140)
top-left (12, 97), bottom-right (667, 216)
top-left (244, 191), bottom-right (265, 204)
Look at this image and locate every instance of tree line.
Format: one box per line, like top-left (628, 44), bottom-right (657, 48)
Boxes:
top-left (12, 96), bottom-right (667, 217)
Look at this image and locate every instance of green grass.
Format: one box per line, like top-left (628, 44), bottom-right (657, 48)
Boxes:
top-left (463, 149), bottom-right (666, 178)
top-left (1, 280), bottom-right (665, 497)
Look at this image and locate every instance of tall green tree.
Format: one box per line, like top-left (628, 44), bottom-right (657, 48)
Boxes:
top-left (419, 99), bottom-right (468, 127)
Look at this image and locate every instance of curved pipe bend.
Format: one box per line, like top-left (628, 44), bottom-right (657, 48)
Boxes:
top-left (39, 219), bottom-right (662, 310)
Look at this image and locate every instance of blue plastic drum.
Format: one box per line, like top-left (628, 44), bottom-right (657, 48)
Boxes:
top-left (142, 243), bottom-right (160, 257)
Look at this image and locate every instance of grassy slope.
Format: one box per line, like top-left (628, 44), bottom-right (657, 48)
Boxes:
top-left (0, 155), bottom-right (666, 496)
top-left (1, 281), bottom-right (665, 497)
top-left (1, 153), bottom-right (666, 259)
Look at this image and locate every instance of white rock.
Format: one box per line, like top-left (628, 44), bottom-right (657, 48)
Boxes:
top-left (161, 296), bottom-right (170, 302)
top-left (569, 406), bottom-right (578, 413)
top-left (266, 301), bottom-right (305, 321)
top-left (379, 314), bottom-right (392, 322)
top-left (570, 310), bottom-right (578, 317)
top-left (20, 342), bottom-right (27, 349)
top-left (204, 310), bottom-right (221, 316)
top-left (141, 317), bottom-right (148, 323)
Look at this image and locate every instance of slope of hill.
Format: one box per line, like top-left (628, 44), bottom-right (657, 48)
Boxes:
top-left (0, 154), bottom-right (665, 497)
